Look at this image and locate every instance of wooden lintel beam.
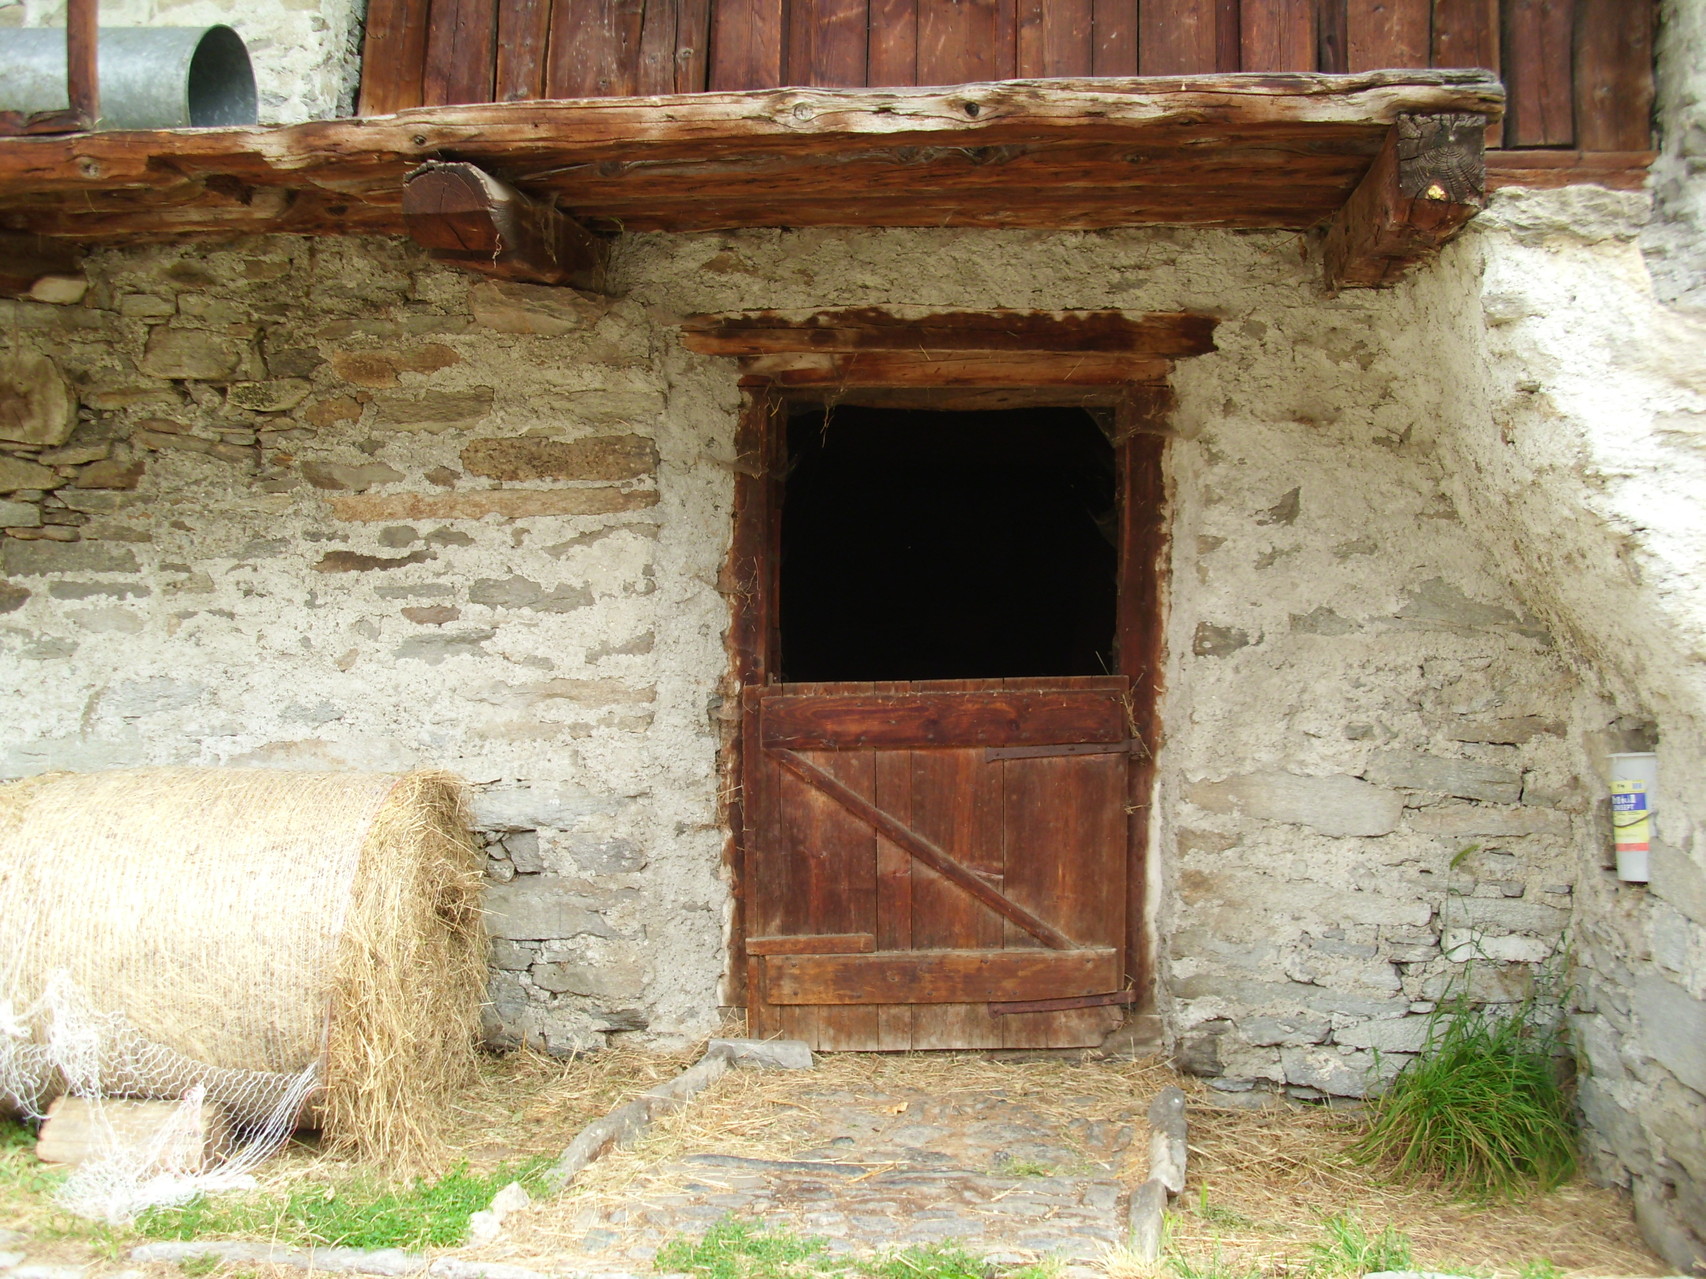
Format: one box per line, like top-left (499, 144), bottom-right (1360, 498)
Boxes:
top-left (401, 160), bottom-right (608, 291)
top-left (682, 309), bottom-right (1219, 358)
top-left (1321, 112), bottom-right (1487, 292)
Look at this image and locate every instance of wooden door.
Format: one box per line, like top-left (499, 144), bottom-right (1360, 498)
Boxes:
top-left (745, 676), bottom-right (1134, 1049)
top-left (729, 386), bottom-right (1167, 1053)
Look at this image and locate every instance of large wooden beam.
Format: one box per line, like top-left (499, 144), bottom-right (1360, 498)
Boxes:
top-left (401, 160), bottom-right (608, 290)
top-left (0, 72), bottom-right (1504, 242)
top-left (1321, 112), bottom-right (1487, 291)
top-left (681, 308), bottom-right (1219, 357)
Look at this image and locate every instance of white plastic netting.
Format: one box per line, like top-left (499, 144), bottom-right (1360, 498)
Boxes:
top-left (0, 970), bottom-right (321, 1222)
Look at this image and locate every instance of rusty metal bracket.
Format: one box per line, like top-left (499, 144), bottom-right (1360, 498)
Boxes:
top-left (987, 990), bottom-right (1136, 1016)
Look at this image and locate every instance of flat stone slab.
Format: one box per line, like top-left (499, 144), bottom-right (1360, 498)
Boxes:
top-left (555, 1074), bottom-right (1139, 1265)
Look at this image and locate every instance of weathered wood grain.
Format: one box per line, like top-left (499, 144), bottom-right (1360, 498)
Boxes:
top-left (401, 160), bottom-right (609, 287)
top-left (1140, 0), bottom-right (1218, 73)
top-left (1574, 0), bottom-right (1654, 153)
top-left (1242, 0), bottom-right (1317, 72)
top-left (764, 948), bottom-right (1119, 1005)
top-left (1486, 148), bottom-right (1653, 190)
top-left (762, 690), bottom-right (1129, 749)
top-left (682, 309), bottom-right (1220, 356)
top-left (747, 932), bottom-right (878, 955)
top-left (773, 748), bottom-right (1078, 949)
top-left (358, 0), bottom-right (430, 114)
top-left (1322, 110), bottom-right (1485, 291)
top-left (1502, 0), bottom-right (1573, 147)
top-left (1346, 0), bottom-right (1429, 71)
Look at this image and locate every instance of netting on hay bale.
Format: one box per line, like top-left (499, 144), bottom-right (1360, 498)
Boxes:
top-left (0, 768), bottom-right (486, 1220)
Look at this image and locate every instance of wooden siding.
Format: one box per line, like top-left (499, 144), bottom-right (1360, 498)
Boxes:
top-left (358, 0), bottom-right (1654, 160)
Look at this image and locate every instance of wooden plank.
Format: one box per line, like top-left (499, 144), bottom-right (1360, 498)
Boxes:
top-left (401, 161), bottom-right (609, 289)
top-left (1242, 0), bottom-right (1316, 71)
top-left (739, 351), bottom-right (1174, 387)
top-left (1503, 0), bottom-right (1573, 146)
top-left (765, 948), bottom-right (1120, 1004)
top-left (422, 0), bottom-right (500, 105)
top-left (38, 1096), bottom-right (232, 1172)
top-left (783, 748), bottom-right (877, 938)
top-left (763, 691), bottom-right (1128, 750)
top-left (790, 0), bottom-right (871, 86)
top-left (496, 0), bottom-right (551, 100)
top-left (710, 0), bottom-right (786, 88)
top-left (772, 747), bottom-right (1077, 949)
top-left (359, 0), bottom-right (430, 113)
top-left (747, 933), bottom-right (877, 954)
top-left (1431, 0), bottom-right (1499, 143)
top-left (548, 0), bottom-right (640, 96)
top-left (724, 393), bottom-right (782, 1014)
top-left (1020, 0), bottom-right (1094, 77)
top-left (872, 692), bottom-right (915, 1049)
top-left (1487, 148), bottom-right (1653, 190)
top-left (1574, 0), bottom-right (1654, 153)
top-left (1346, 0), bottom-right (1429, 70)
top-left (1217, 0), bottom-right (1243, 71)
top-left (1092, 0), bottom-right (1139, 75)
top-left (638, 0), bottom-right (684, 95)
top-left (999, 752), bottom-right (1127, 1045)
top-left (1321, 112), bottom-right (1485, 290)
top-left (918, 0), bottom-right (1012, 85)
top-left (677, 0), bottom-right (714, 90)
top-left (1317, 0), bottom-right (1348, 73)
top-left (906, 699), bottom-right (1006, 1049)
top-left (1140, 0), bottom-right (1218, 73)
top-left (683, 309), bottom-right (1219, 357)
top-left (1118, 429), bottom-right (1166, 1007)
top-left (868, 0), bottom-right (920, 85)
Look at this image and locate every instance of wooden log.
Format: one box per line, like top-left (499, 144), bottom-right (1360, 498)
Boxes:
top-left (0, 73), bottom-right (1506, 243)
top-left (763, 948), bottom-right (1120, 1005)
top-left (681, 309), bottom-right (1219, 357)
top-left (1320, 111), bottom-right (1486, 291)
top-left (36, 1096), bottom-right (234, 1173)
top-left (400, 160), bottom-right (607, 290)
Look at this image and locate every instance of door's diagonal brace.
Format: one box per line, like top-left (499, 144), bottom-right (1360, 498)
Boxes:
top-left (772, 747), bottom-right (1076, 951)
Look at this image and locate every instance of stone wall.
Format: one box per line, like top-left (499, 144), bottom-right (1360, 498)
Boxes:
top-left (2, 0), bottom-right (364, 122)
top-left (0, 199), bottom-right (1698, 1265)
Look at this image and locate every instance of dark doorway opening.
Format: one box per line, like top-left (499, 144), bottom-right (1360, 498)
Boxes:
top-left (778, 404), bottom-right (1117, 683)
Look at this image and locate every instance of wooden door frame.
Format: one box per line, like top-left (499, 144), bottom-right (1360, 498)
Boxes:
top-left (720, 382), bottom-right (1173, 1022)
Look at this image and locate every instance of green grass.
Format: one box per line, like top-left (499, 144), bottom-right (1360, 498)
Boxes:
top-left (1304, 1214), bottom-right (1412, 1276)
top-left (656, 1219), bottom-right (1055, 1279)
top-left (135, 1159), bottom-right (550, 1251)
top-left (1352, 995), bottom-right (1576, 1200)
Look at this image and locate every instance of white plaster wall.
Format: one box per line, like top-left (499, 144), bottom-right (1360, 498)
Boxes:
top-left (1, 0), bottom-right (364, 122)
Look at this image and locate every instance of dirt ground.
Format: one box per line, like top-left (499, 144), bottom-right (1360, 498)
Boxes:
top-left (0, 1046), bottom-right (1672, 1279)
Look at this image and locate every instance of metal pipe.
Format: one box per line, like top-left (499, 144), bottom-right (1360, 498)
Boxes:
top-left (0, 26), bottom-right (256, 129)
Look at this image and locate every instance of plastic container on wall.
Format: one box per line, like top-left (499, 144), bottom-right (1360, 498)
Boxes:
top-left (0, 26), bottom-right (256, 129)
top-left (1609, 751), bottom-right (1658, 884)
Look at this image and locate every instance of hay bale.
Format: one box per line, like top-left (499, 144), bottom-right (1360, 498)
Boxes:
top-left (0, 768), bottom-right (485, 1168)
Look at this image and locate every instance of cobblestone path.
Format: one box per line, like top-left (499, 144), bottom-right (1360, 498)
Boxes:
top-left (554, 1071), bottom-right (1143, 1266)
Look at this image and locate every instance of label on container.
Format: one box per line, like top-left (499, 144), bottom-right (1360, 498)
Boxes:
top-left (1612, 780), bottom-right (1651, 852)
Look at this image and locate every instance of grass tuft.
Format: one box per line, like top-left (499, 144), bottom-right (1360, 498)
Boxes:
top-left (1305, 1214), bottom-right (1413, 1276)
top-left (1352, 996), bottom-right (1576, 1200)
top-left (656, 1219), bottom-right (1055, 1279)
top-left (135, 1159), bottom-right (548, 1251)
